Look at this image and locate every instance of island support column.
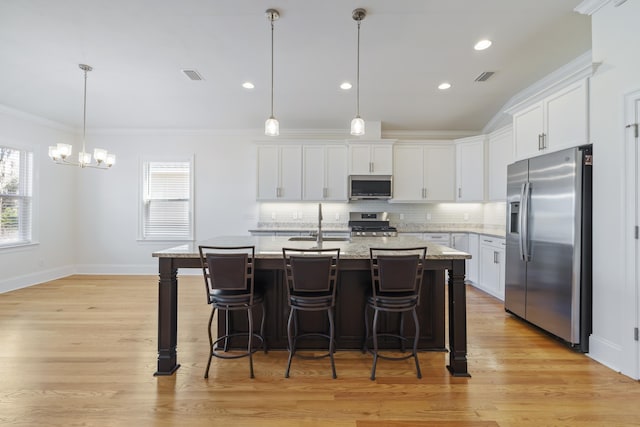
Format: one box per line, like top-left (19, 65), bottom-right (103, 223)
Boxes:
top-left (447, 258), bottom-right (470, 377)
top-left (155, 258), bottom-right (180, 375)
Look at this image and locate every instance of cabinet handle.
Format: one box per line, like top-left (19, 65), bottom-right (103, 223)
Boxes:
top-left (369, 162), bottom-right (373, 173)
top-left (276, 187), bottom-right (280, 198)
top-left (422, 188), bottom-right (426, 199)
top-left (323, 187), bottom-right (327, 198)
top-left (494, 251), bottom-right (498, 264)
top-left (458, 188), bottom-right (462, 198)
top-left (538, 134), bottom-right (544, 150)
top-left (542, 133), bottom-right (547, 149)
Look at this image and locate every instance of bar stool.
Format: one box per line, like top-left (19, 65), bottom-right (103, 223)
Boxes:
top-left (282, 247), bottom-right (340, 379)
top-left (363, 246), bottom-right (427, 380)
top-left (198, 245), bottom-right (266, 379)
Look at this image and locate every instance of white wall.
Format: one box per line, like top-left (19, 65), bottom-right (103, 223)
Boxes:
top-left (73, 130), bottom-right (260, 274)
top-left (0, 107), bottom-right (77, 292)
top-left (588, 0), bottom-right (640, 378)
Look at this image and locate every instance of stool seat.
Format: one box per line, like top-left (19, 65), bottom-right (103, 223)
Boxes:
top-left (210, 290), bottom-right (264, 306)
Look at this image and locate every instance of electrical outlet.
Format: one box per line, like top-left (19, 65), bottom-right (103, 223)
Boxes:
top-left (271, 212), bottom-right (276, 220)
top-left (400, 213), bottom-right (405, 220)
top-left (335, 213), bottom-right (340, 220)
top-left (426, 213), bottom-right (432, 221)
top-left (292, 211), bottom-right (297, 220)
top-left (464, 213), bottom-right (469, 221)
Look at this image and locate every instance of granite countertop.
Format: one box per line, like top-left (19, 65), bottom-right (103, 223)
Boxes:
top-left (152, 235), bottom-right (470, 260)
top-left (249, 223), bottom-right (505, 238)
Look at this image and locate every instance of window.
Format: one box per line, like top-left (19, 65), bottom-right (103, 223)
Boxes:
top-left (140, 159), bottom-right (193, 241)
top-left (0, 146), bottom-right (33, 248)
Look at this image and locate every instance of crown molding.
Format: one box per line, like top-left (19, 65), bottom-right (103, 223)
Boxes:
top-left (0, 104), bottom-right (74, 133)
top-left (575, 0), bottom-right (612, 15)
top-left (503, 50), bottom-right (595, 115)
top-left (381, 129), bottom-right (478, 140)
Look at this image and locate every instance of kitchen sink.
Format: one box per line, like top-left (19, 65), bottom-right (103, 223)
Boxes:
top-left (287, 236), bottom-right (351, 242)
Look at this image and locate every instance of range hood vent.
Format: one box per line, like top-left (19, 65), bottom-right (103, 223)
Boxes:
top-left (181, 69), bottom-right (204, 81)
top-left (474, 71), bottom-right (495, 82)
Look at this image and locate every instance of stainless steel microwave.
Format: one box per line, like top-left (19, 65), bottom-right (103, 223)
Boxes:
top-left (349, 175), bottom-right (393, 200)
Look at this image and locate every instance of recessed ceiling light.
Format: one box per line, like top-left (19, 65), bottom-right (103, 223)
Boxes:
top-left (340, 82), bottom-right (352, 90)
top-left (474, 39), bottom-right (492, 51)
top-left (438, 82), bottom-right (452, 90)
top-left (242, 82), bottom-right (255, 89)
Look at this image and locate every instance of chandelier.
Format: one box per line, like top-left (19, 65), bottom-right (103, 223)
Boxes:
top-left (48, 64), bottom-right (116, 169)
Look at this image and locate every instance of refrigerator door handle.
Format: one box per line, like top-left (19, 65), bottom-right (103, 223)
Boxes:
top-left (518, 183), bottom-right (526, 261)
top-left (521, 181), bottom-right (531, 262)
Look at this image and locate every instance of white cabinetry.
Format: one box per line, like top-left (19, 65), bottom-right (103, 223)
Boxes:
top-left (392, 143), bottom-right (455, 202)
top-left (303, 145), bottom-right (348, 201)
top-left (487, 126), bottom-right (514, 201)
top-left (348, 142), bottom-right (393, 175)
top-left (455, 136), bottom-right (485, 202)
top-left (477, 235), bottom-right (506, 300)
top-left (256, 145), bottom-right (302, 201)
top-left (512, 79), bottom-right (588, 160)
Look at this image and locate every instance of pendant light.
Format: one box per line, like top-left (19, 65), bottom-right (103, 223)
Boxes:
top-left (265, 9), bottom-right (280, 136)
top-left (48, 64), bottom-right (116, 169)
top-left (350, 8), bottom-right (366, 136)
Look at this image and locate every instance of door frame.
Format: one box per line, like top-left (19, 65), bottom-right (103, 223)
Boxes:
top-left (623, 88), bottom-right (640, 380)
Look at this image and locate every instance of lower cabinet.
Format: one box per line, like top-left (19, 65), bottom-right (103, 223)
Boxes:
top-left (466, 233), bottom-right (479, 284)
top-left (477, 235), bottom-right (506, 300)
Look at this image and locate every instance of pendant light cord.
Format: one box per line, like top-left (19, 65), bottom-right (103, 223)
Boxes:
top-left (270, 17), bottom-right (274, 118)
top-left (82, 67), bottom-right (88, 155)
top-left (356, 19), bottom-right (361, 117)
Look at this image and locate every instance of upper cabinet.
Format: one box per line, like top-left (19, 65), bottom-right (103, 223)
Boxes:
top-left (392, 143), bottom-right (455, 202)
top-left (455, 136), bottom-right (485, 202)
top-left (487, 126), bottom-right (514, 202)
top-left (348, 141), bottom-right (394, 175)
top-left (302, 144), bottom-right (348, 201)
top-left (256, 144), bottom-right (302, 201)
top-left (512, 79), bottom-right (588, 160)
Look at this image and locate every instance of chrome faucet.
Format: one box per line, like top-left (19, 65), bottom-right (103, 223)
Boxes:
top-left (317, 203), bottom-right (323, 246)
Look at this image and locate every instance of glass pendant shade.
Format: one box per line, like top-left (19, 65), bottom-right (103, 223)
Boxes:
top-left (94, 148), bottom-right (108, 163)
top-left (265, 116), bottom-right (279, 136)
top-left (78, 151), bottom-right (92, 165)
top-left (351, 116), bottom-right (365, 136)
top-left (105, 154), bottom-right (116, 166)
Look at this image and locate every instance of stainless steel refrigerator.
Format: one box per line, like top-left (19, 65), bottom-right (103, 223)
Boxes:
top-left (505, 145), bottom-right (592, 352)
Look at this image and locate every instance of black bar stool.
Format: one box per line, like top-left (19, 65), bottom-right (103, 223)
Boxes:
top-left (198, 245), bottom-right (266, 379)
top-left (282, 247), bottom-right (340, 379)
top-left (363, 246), bottom-right (427, 380)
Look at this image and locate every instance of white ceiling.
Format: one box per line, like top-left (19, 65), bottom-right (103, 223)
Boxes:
top-left (0, 0), bottom-right (591, 134)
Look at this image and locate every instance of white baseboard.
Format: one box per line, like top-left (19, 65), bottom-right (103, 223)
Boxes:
top-left (0, 265), bottom-right (75, 294)
top-left (587, 333), bottom-right (622, 373)
top-left (74, 264), bottom-right (201, 276)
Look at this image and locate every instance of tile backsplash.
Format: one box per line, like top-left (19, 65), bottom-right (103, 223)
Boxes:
top-left (257, 201), bottom-right (506, 229)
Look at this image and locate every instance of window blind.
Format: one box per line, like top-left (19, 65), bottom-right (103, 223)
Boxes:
top-left (0, 147), bottom-right (33, 247)
top-left (142, 161), bottom-right (193, 240)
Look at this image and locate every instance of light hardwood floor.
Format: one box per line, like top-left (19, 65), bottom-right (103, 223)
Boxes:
top-left (0, 275), bottom-right (638, 426)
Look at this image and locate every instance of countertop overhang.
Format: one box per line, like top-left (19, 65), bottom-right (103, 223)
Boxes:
top-left (152, 235), bottom-right (471, 260)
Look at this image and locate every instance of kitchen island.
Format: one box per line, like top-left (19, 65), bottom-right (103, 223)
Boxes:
top-left (152, 235), bottom-right (471, 377)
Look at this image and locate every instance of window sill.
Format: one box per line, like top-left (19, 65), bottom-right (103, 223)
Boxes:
top-left (0, 241), bottom-right (40, 253)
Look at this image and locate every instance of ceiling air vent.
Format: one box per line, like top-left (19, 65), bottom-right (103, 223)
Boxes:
top-left (181, 69), bottom-right (204, 81)
top-left (474, 71), bottom-right (495, 82)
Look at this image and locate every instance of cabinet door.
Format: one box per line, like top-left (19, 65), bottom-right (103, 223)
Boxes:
top-left (348, 144), bottom-right (372, 174)
top-left (278, 145), bottom-right (302, 200)
top-left (302, 145), bottom-right (325, 200)
top-left (256, 145), bottom-right (279, 200)
top-left (513, 102), bottom-right (543, 160)
top-left (467, 233), bottom-right (479, 283)
top-left (456, 138), bottom-right (484, 202)
top-left (424, 144), bottom-right (455, 201)
top-left (479, 243), bottom-right (501, 298)
top-left (392, 145), bottom-right (424, 201)
top-left (488, 127), bottom-right (514, 201)
top-left (545, 80), bottom-right (588, 151)
top-left (370, 145), bottom-right (393, 174)
top-left (324, 145), bottom-right (348, 201)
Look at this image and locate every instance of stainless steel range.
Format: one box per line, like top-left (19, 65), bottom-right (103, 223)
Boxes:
top-left (348, 212), bottom-right (398, 237)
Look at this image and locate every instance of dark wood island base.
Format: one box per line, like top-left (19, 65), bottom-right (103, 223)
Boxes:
top-left (153, 236), bottom-right (471, 377)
